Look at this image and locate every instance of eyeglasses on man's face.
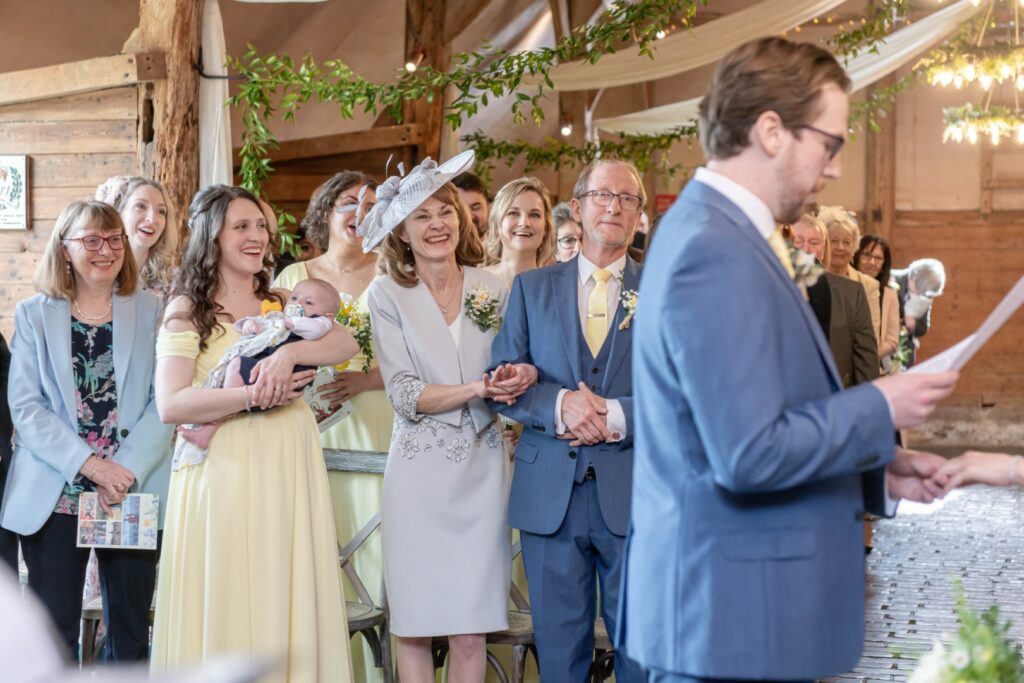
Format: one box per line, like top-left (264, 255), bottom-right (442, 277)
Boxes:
top-left (578, 189), bottom-right (643, 211)
top-left (64, 234), bottom-right (127, 251)
top-left (795, 124), bottom-right (845, 160)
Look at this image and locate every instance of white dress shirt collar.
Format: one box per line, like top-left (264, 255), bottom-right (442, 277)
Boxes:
top-left (577, 251), bottom-right (627, 285)
top-left (693, 167), bottom-right (776, 241)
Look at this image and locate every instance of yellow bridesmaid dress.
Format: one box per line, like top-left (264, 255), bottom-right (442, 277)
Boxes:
top-left (275, 262), bottom-right (392, 682)
top-left (150, 327), bottom-right (353, 683)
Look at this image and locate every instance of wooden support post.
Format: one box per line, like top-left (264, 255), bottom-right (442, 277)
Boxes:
top-left (864, 75), bottom-right (897, 242)
top-left (404, 0), bottom-right (448, 162)
top-left (139, 0), bottom-right (202, 235)
top-left (980, 144), bottom-right (995, 217)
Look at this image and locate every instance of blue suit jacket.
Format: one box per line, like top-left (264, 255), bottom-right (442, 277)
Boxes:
top-left (0, 292), bottom-right (173, 535)
top-left (617, 181), bottom-right (895, 679)
top-left (489, 257), bottom-right (639, 537)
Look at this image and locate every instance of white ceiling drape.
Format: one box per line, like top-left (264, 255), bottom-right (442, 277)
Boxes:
top-left (537, 0), bottom-right (846, 92)
top-left (199, 0), bottom-right (233, 188)
top-left (592, 0), bottom-right (983, 136)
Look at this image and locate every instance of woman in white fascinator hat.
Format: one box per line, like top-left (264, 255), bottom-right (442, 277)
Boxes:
top-left (359, 150), bottom-right (538, 681)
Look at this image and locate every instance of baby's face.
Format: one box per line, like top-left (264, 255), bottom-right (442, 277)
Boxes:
top-left (288, 285), bottom-right (336, 318)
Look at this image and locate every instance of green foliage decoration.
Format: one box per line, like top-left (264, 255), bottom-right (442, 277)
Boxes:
top-left (227, 0), bottom-right (922, 250)
top-left (227, 0), bottom-right (708, 197)
top-left (461, 126), bottom-right (695, 186)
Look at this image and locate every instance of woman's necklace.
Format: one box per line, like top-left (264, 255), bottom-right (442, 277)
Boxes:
top-left (428, 270), bottom-right (461, 316)
top-left (317, 255), bottom-right (371, 292)
top-left (73, 297), bottom-right (112, 321)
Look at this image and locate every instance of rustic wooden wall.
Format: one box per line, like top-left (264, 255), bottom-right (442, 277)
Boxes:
top-left (0, 87), bottom-right (139, 338)
top-left (240, 124), bottom-right (423, 229)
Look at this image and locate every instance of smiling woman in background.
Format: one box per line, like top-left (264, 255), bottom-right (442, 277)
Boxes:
top-left (96, 176), bottom-right (179, 301)
top-left (483, 177), bottom-right (556, 288)
top-left (853, 235), bottom-right (901, 368)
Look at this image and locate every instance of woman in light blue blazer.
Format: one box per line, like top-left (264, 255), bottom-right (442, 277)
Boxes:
top-left (0, 200), bottom-right (172, 661)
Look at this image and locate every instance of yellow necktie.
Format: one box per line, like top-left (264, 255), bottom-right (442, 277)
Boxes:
top-left (585, 268), bottom-right (613, 356)
top-left (768, 229), bottom-right (796, 278)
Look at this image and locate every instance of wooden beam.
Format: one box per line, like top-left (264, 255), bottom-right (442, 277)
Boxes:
top-left (249, 124), bottom-right (426, 165)
top-left (549, 0), bottom-right (570, 42)
top-left (0, 53), bottom-right (165, 108)
top-left (404, 0), bottom-right (448, 162)
top-left (864, 74), bottom-right (897, 242)
top-left (980, 144), bottom-right (994, 217)
top-left (444, 0), bottom-right (490, 43)
top-left (139, 0), bottom-right (202, 236)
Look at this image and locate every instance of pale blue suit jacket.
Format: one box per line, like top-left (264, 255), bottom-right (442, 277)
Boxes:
top-left (0, 292), bottom-right (173, 535)
top-left (617, 180), bottom-right (895, 680)
top-left (490, 257), bottom-right (640, 537)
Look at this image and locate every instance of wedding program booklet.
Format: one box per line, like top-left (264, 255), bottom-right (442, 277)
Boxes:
top-left (910, 275), bottom-right (1024, 374)
top-left (76, 492), bottom-right (159, 550)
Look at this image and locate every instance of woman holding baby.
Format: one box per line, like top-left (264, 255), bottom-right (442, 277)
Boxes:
top-left (150, 184), bottom-right (359, 681)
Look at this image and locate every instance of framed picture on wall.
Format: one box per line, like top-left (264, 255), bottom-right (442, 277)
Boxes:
top-left (0, 155), bottom-right (29, 230)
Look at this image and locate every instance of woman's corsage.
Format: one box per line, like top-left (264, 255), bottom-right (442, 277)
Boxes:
top-left (465, 283), bottom-right (503, 333)
top-left (618, 288), bottom-right (638, 330)
top-left (336, 294), bottom-right (374, 373)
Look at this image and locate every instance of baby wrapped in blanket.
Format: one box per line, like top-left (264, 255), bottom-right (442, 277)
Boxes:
top-left (174, 279), bottom-right (340, 468)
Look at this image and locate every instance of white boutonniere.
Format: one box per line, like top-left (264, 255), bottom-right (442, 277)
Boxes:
top-left (788, 244), bottom-right (824, 289)
top-left (465, 283), bottom-right (503, 333)
top-left (618, 288), bottom-right (638, 330)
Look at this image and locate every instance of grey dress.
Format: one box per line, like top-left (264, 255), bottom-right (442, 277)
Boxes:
top-left (367, 267), bottom-right (511, 637)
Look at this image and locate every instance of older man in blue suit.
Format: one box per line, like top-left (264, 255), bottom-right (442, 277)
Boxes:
top-left (617, 37), bottom-right (960, 683)
top-left (490, 160), bottom-right (644, 682)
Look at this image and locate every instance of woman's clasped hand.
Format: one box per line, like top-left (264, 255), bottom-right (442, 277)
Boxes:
top-left (479, 363), bottom-right (538, 404)
top-left (82, 456), bottom-right (136, 513)
top-left (246, 345), bottom-right (318, 410)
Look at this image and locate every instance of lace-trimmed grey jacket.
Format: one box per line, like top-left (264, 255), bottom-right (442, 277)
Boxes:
top-left (366, 266), bottom-right (509, 434)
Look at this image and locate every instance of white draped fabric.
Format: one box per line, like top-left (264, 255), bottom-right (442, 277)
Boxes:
top-left (199, 0), bottom-right (232, 188)
top-left (537, 0), bottom-right (846, 92)
top-left (593, 0), bottom-right (983, 136)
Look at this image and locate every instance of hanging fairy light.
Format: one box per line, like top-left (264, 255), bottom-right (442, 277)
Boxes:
top-left (926, 1), bottom-right (1024, 91)
top-left (937, 0), bottom-right (1024, 145)
top-left (943, 103), bottom-right (1024, 145)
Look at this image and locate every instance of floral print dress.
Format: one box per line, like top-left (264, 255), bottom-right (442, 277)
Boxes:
top-left (54, 320), bottom-right (118, 515)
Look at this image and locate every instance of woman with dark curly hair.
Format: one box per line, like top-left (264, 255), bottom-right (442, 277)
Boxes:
top-left (150, 185), bottom-right (358, 680)
top-left (274, 172), bottom-right (390, 447)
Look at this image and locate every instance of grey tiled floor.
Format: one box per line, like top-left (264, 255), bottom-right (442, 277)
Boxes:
top-left (825, 485), bottom-right (1024, 681)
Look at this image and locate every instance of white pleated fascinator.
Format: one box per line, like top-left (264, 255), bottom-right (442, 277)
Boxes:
top-left (356, 149), bottom-right (476, 253)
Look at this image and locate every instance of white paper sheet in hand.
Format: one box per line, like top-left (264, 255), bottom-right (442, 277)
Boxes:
top-left (909, 275), bottom-right (1024, 374)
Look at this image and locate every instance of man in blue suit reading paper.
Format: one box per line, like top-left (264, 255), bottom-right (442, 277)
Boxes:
top-left (490, 160), bottom-right (644, 682)
top-left (618, 37), bottom-right (959, 683)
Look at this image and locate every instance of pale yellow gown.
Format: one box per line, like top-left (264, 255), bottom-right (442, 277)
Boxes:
top-left (274, 262), bottom-right (392, 682)
top-left (150, 326), bottom-right (353, 683)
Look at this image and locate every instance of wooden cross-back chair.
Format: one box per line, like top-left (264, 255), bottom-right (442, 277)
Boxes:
top-left (339, 510), bottom-right (394, 683)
